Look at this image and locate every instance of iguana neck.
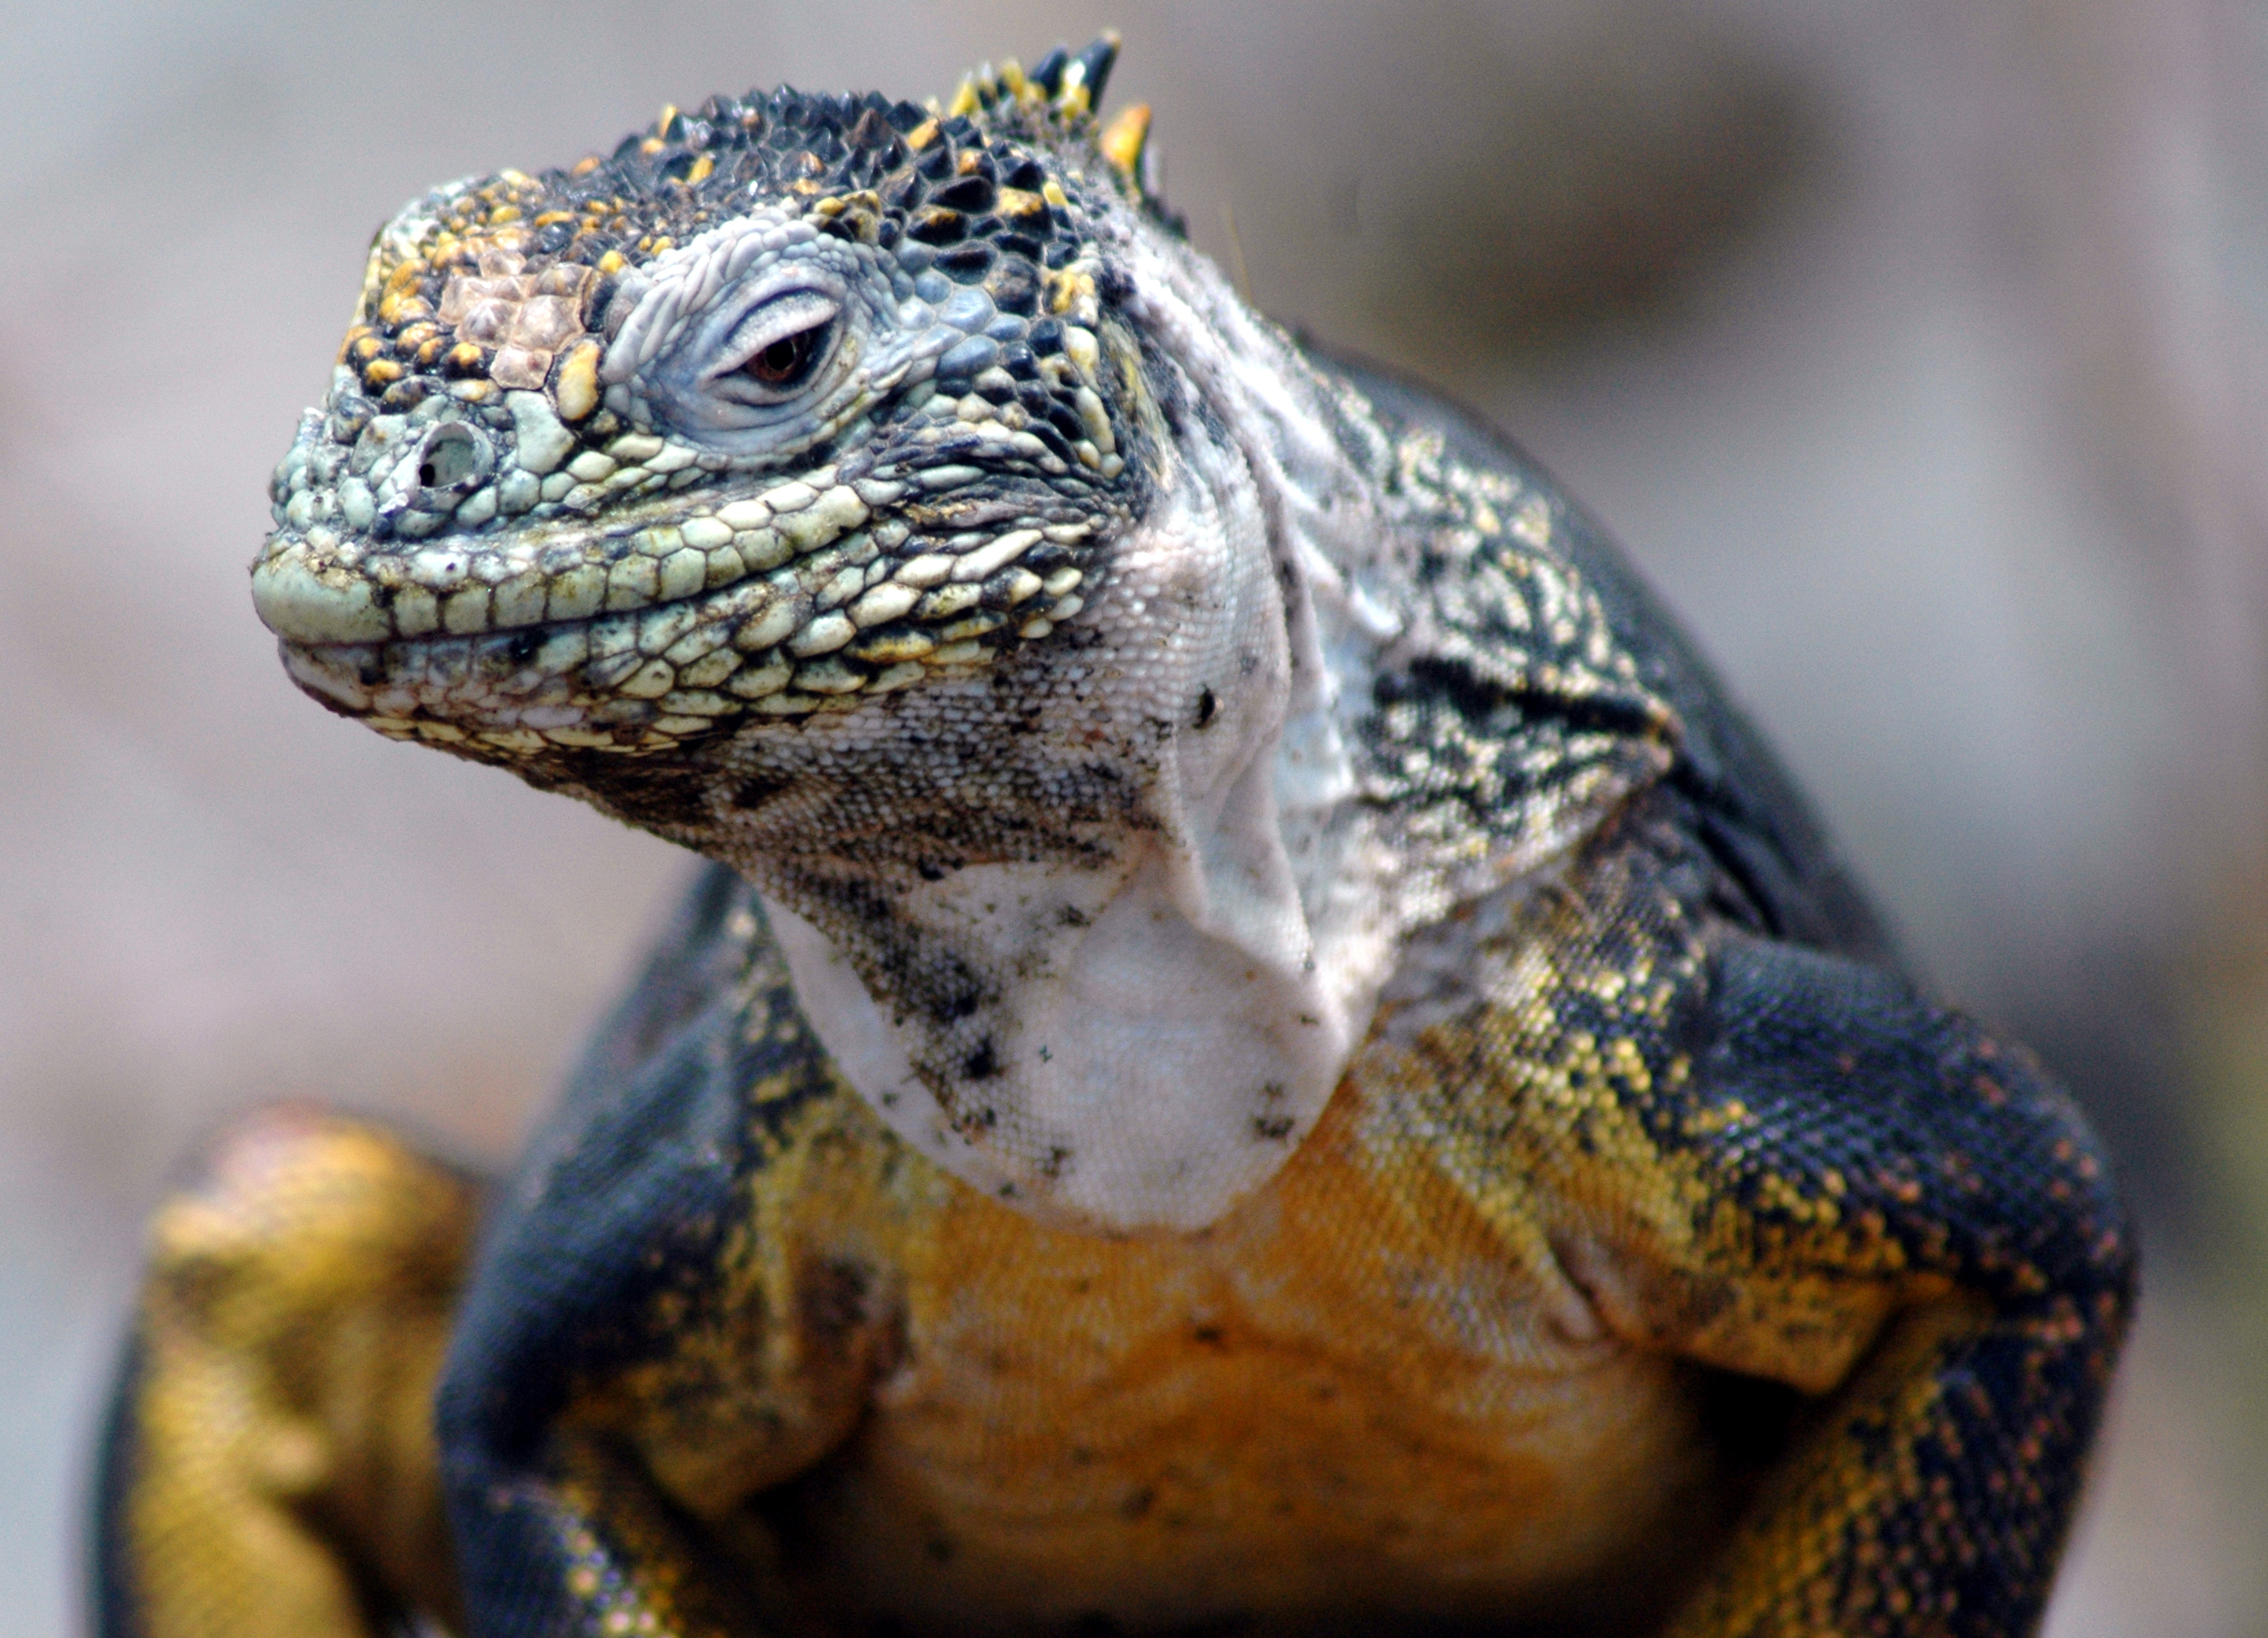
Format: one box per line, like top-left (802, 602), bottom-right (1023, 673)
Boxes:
top-left (740, 224), bottom-right (1410, 1234)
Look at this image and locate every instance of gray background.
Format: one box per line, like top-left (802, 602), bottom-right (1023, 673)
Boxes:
top-left (5, 2), bottom-right (2264, 1632)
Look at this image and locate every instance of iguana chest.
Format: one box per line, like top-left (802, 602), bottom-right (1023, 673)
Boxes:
top-left (732, 1071), bottom-right (1735, 1637)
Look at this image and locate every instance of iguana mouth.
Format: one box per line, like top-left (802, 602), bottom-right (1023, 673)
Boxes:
top-left (258, 422), bottom-right (1104, 751)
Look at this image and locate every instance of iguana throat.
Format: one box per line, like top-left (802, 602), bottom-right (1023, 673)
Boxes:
top-left (750, 378), bottom-right (1389, 1232)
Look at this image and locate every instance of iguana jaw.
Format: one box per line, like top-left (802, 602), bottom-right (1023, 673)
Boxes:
top-left (263, 425), bottom-right (1104, 758)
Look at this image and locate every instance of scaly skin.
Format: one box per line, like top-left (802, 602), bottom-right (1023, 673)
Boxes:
top-left (95, 38), bottom-right (2131, 1638)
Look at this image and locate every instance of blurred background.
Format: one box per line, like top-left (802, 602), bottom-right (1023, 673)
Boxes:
top-left (3, 1), bottom-right (2262, 1630)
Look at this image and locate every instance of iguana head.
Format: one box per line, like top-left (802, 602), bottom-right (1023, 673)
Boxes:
top-left (252, 39), bottom-right (1667, 1234)
top-left (258, 37), bottom-right (1152, 760)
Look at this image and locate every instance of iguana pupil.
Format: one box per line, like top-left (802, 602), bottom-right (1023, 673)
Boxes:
top-left (746, 324), bottom-right (826, 386)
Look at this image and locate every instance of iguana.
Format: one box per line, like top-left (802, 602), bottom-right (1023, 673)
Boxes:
top-left (94, 36), bottom-right (2132, 1638)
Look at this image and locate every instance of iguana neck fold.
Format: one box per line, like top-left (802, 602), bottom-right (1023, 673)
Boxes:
top-left (742, 261), bottom-right (1405, 1230)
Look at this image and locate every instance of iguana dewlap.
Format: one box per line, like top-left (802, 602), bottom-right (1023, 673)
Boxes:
top-left (95, 37), bottom-right (2131, 1638)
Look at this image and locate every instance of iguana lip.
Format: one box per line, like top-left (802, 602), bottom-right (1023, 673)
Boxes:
top-left (255, 440), bottom-right (1097, 750)
top-left (270, 507), bottom-right (1094, 751)
top-left (251, 461), bottom-right (901, 649)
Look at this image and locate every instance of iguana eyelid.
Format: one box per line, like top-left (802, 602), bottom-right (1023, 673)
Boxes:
top-left (642, 262), bottom-right (864, 440)
top-left (705, 288), bottom-right (843, 402)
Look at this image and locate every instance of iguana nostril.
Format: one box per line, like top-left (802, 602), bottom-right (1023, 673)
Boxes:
top-left (413, 423), bottom-right (487, 492)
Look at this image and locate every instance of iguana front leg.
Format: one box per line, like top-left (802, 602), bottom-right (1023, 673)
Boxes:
top-left (1369, 816), bottom-right (2134, 1637)
top-left (92, 869), bottom-right (819, 1638)
top-left (434, 880), bottom-right (911, 1638)
top-left (94, 1107), bottom-right (477, 1638)
top-left (1647, 939), bottom-right (2132, 1636)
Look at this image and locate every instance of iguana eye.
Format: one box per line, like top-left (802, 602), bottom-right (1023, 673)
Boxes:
top-left (745, 321), bottom-right (831, 389)
top-left (608, 231), bottom-right (895, 455)
top-left (712, 289), bottom-right (843, 406)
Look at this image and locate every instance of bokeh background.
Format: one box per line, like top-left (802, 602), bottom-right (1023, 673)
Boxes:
top-left (5, 1), bottom-right (2264, 1631)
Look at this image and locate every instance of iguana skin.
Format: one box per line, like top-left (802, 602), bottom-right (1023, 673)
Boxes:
top-left (95, 39), bottom-right (2131, 1638)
